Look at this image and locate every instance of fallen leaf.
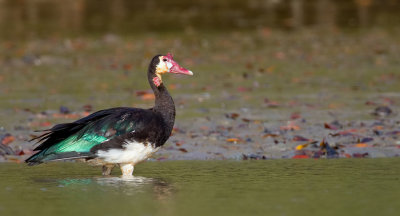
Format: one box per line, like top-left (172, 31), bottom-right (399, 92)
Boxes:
top-left (330, 129), bottom-right (360, 137)
top-left (1, 134), bottom-right (15, 145)
top-left (6, 157), bottom-right (21, 163)
top-left (83, 104), bottom-right (93, 112)
top-left (135, 90), bottom-right (155, 101)
top-left (291, 77), bottom-right (301, 84)
top-left (225, 113), bottom-right (240, 120)
top-left (280, 121), bottom-right (300, 131)
top-left (253, 120), bottom-right (262, 124)
top-left (141, 93), bottom-right (155, 100)
top-left (123, 64), bottom-right (132, 70)
top-left (275, 51), bottom-right (286, 60)
top-left (168, 84), bottom-right (178, 90)
top-left (290, 112), bottom-right (301, 120)
top-left (172, 127), bottom-right (185, 134)
top-left (365, 101), bottom-right (378, 106)
top-left (353, 143), bottom-right (370, 148)
top-left (353, 152), bottom-right (369, 158)
top-left (344, 153), bottom-right (352, 158)
top-left (264, 98), bottom-right (280, 108)
top-left (178, 148), bottom-right (188, 153)
top-left (324, 123), bottom-right (338, 130)
top-left (226, 138), bottom-right (239, 142)
top-left (292, 155), bottom-right (309, 159)
top-left (263, 133), bottom-right (279, 138)
top-left (52, 113), bottom-right (80, 119)
top-left (81, 111), bottom-right (90, 117)
top-left (174, 141), bottom-right (183, 146)
top-left (245, 62), bottom-right (254, 70)
top-left (200, 126), bottom-right (209, 131)
top-left (237, 87), bottom-right (252, 92)
top-left (40, 121), bottom-right (52, 127)
top-left (328, 103), bottom-right (343, 109)
top-left (295, 143), bottom-right (309, 150)
top-left (241, 118), bottom-right (251, 123)
top-left (293, 135), bottom-right (311, 142)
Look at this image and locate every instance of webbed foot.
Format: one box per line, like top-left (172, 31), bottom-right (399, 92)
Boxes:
top-left (119, 163), bottom-right (134, 177)
top-left (102, 164), bottom-right (115, 176)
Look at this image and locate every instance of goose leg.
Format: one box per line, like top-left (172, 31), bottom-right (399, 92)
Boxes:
top-left (119, 163), bottom-right (134, 177)
top-left (102, 164), bottom-right (115, 176)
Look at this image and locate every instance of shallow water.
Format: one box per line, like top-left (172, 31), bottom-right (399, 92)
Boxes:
top-left (1, 159), bottom-right (399, 216)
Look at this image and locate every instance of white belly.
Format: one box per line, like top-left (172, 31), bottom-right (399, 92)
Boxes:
top-left (96, 141), bottom-right (159, 164)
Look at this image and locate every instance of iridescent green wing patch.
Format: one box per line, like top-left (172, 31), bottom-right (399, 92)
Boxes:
top-left (46, 133), bottom-right (108, 153)
top-left (28, 110), bottom-right (142, 163)
top-left (41, 113), bottom-right (138, 155)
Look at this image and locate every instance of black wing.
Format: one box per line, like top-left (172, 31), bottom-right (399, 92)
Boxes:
top-left (26, 107), bottom-right (168, 165)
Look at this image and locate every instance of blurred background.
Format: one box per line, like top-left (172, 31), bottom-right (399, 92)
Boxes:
top-left (1, 0), bottom-right (399, 108)
top-left (1, 0), bottom-right (400, 160)
top-left (1, 0), bottom-right (400, 37)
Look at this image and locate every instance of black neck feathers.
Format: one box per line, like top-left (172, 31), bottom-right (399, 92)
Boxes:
top-left (148, 56), bottom-right (176, 134)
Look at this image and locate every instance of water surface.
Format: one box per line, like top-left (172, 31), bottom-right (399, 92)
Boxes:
top-left (0, 159), bottom-right (399, 216)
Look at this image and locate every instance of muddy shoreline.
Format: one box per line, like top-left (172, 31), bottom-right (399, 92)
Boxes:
top-left (1, 103), bottom-right (399, 163)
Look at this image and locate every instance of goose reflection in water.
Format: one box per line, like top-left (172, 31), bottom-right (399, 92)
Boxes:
top-left (35, 176), bottom-right (174, 200)
top-left (94, 176), bottom-right (174, 199)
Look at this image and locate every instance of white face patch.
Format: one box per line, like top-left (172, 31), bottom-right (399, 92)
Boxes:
top-left (155, 56), bottom-right (169, 74)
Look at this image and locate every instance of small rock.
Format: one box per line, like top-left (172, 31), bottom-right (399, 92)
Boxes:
top-left (372, 106), bottom-right (392, 117)
top-left (59, 106), bottom-right (70, 114)
top-left (242, 154), bottom-right (266, 160)
top-left (0, 143), bottom-right (15, 155)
